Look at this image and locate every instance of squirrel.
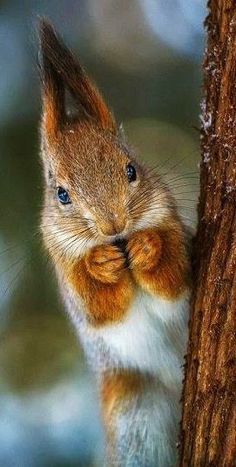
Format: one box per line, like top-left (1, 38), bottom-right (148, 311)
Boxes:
top-left (38, 19), bottom-right (191, 467)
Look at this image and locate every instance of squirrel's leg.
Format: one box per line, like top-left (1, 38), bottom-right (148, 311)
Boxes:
top-left (128, 224), bottom-right (190, 299)
top-left (68, 244), bottom-right (134, 326)
top-left (101, 369), bottom-right (177, 466)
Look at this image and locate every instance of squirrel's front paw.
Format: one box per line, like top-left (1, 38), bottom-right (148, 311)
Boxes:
top-left (128, 229), bottom-right (162, 272)
top-left (85, 244), bottom-right (126, 284)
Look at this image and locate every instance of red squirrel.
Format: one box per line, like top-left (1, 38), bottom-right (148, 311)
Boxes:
top-left (38, 19), bottom-right (191, 466)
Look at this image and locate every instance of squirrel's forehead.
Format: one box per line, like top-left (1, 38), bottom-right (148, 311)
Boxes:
top-left (53, 129), bottom-right (132, 186)
top-left (57, 144), bottom-right (128, 176)
top-left (58, 127), bottom-right (130, 164)
top-left (66, 174), bottom-right (127, 211)
top-left (56, 147), bottom-right (128, 196)
top-left (70, 160), bottom-right (126, 191)
top-left (60, 152), bottom-right (126, 180)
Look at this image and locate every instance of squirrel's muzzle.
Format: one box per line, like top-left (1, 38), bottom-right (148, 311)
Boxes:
top-left (99, 214), bottom-right (127, 237)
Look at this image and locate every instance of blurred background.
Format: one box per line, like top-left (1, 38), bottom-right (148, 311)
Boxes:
top-left (0, 1), bottom-right (204, 466)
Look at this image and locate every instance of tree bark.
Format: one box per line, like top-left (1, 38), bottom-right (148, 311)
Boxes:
top-left (180, 1), bottom-right (236, 465)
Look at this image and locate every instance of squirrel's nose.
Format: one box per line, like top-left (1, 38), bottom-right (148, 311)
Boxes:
top-left (100, 215), bottom-right (126, 236)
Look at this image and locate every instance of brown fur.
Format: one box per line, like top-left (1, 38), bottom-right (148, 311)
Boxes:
top-left (61, 222), bottom-right (189, 327)
top-left (38, 19), bottom-right (116, 136)
top-left (59, 220), bottom-right (189, 327)
top-left (101, 369), bottom-right (153, 417)
top-left (101, 369), bottom-right (159, 462)
top-left (43, 123), bottom-right (135, 232)
top-left (128, 222), bottom-right (190, 299)
top-left (67, 248), bottom-right (134, 326)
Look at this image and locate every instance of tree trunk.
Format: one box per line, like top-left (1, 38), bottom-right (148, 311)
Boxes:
top-left (180, 1), bottom-right (236, 465)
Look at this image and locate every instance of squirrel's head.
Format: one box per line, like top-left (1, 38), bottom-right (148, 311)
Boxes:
top-left (39, 20), bottom-right (174, 259)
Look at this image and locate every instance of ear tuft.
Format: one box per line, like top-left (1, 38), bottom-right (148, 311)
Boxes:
top-left (38, 18), bottom-right (116, 136)
top-left (38, 19), bottom-right (65, 136)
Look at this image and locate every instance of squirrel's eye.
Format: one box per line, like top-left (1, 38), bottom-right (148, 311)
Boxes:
top-left (57, 187), bottom-right (71, 204)
top-left (126, 163), bottom-right (137, 183)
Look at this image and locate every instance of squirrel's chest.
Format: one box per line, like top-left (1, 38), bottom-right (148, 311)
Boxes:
top-left (96, 291), bottom-right (189, 383)
top-left (66, 285), bottom-right (189, 387)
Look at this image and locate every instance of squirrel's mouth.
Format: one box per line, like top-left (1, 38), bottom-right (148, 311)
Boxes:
top-left (113, 238), bottom-right (130, 268)
top-left (97, 219), bottom-right (131, 243)
top-left (113, 237), bottom-right (127, 252)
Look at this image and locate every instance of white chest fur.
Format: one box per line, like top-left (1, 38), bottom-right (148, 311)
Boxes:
top-left (93, 291), bottom-right (188, 386)
top-left (67, 286), bottom-right (189, 387)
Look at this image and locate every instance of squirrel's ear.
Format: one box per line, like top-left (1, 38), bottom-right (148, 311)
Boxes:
top-left (38, 18), bottom-right (116, 137)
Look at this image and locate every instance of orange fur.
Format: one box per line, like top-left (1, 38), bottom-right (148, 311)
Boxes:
top-left (42, 92), bottom-right (61, 138)
top-left (101, 369), bottom-right (149, 417)
top-left (39, 19), bottom-right (116, 136)
top-left (101, 370), bottom-right (153, 457)
top-left (128, 223), bottom-right (190, 299)
top-left (85, 244), bottom-right (127, 284)
top-left (66, 245), bottom-right (135, 326)
top-left (60, 221), bottom-right (189, 327)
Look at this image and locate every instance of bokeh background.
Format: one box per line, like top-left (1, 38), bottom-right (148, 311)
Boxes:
top-left (0, 1), bottom-right (204, 466)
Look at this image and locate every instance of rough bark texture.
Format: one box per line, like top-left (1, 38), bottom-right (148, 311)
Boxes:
top-left (180, 1), bottom-right (236, 465)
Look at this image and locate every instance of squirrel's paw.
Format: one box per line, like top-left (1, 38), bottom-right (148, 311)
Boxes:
top-left (85, 244), bottom-right (126, 284)
top-left (128, 229), bottom-right (162, 272)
